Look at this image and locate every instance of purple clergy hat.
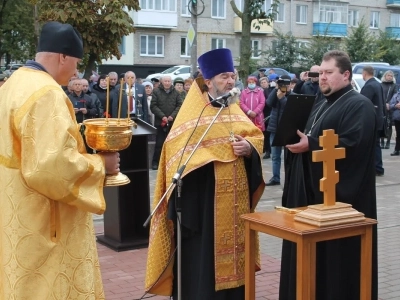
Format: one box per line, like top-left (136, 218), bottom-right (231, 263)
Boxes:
top-left (197, 48), bottom-right (234, 80)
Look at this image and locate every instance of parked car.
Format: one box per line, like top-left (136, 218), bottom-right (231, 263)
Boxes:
top-left (352, 62), bottom-right (389, 69)
top-left (4, 64), bottom-right (24, 76)
top-left (351, 74), bottom-right (381, 93)
top-left (353, 64), bottom-right (400, 83)
top-left (251, 67), bottom-right (296, 79)
top-left (146, 65), bottom-right (192, 81)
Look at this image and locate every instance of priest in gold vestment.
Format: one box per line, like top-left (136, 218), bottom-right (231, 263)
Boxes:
top-left (145, 49), bottom-right (265, 299)
top-left (0, 22), bottom-right (120, 300)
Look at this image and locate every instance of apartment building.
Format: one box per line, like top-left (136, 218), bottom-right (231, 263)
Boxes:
top-left (100, 0), bottom-right (400, 78)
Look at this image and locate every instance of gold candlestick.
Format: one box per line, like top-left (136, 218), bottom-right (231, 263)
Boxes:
top-left (106, 76), bottom-right (110, 124)
top-left (127, 77), bottom-right (132, 119)
top-left (118, 78), bottom-right (123, 123)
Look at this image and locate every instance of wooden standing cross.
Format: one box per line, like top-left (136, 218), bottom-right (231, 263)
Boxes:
top-left (312, 129), bottom-right (346, 206)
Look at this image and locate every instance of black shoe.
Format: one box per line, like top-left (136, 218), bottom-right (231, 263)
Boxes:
top-left (376, 172), bottom-right (384, 177)
top-left (151, 162), bottom-right (158, 170)
top-left (390, 150), bottom-right (399, 156)
top-left (265, 179), bottom-right (280, 186)
top-left (385, 144), bottom-right (390, 149)
top-left (263, 152), bottom-right (270, 159)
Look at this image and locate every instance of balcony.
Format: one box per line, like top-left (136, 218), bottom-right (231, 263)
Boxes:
top-left (234, 17), bottom-right (273, 34)
top-left (312, 23), bottom-right (347, 37)
top-left (387, 0), bottom-right (400, 8)
top-left (133, 10), bottom-right (177, 29)
top-left (386, 27), bottom-right (400, 39)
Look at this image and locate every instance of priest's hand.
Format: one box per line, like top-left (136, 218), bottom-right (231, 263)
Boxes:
top-left (99, 152), bottom-right (120, 175)
top-left (232, 135), bottom-right (252, 157)
top-left (286, 130), bottom-right (309, 153)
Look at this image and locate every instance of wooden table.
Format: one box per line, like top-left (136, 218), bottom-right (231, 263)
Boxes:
top-left (241, 210), bottom-right (377, 300)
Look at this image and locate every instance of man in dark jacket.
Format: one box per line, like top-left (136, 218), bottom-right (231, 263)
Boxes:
top-left (68, 78), bottom-right (98, 123)
top-left (265, 75), bottom-right (291, 186)
top-left (293, 65), bottom-right (324, 104)
top-left (81, 78), bottom-right (103, 118)
top-left (150, 75), bottom-right (183, 170)
top-left (360, 65), bottom-right (385, 176)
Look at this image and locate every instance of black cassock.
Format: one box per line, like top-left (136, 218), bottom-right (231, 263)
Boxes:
top-left (168, 151), bottom-right (263, 300)
top-left (280, 85), bottom-right (378, 300)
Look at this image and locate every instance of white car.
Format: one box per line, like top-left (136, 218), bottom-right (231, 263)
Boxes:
top-left (351, 74), bottom-right (381, 93)
top-left (146, 65), bottom-right (192, 81)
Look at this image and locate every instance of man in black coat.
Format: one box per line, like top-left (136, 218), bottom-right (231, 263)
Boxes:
top-left (360, 65), bottom-right (385, 176)
top-left (282, 50), bottom-right (378, 300)
top-left (293, 65), bottom-right (324, 104)
top-left (150, 75), bottom-right (183, 170)
top-left (68, 78), bottom-right (98, 123)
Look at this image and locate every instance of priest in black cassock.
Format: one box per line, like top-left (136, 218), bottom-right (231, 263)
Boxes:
top-left (281, 50), bottom-right (378, 300)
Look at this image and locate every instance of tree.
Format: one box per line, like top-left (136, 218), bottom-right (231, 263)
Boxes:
top-left (30, 0), bottom-right (140, 78)
top-left (230, 0), bottom-right (277, 82)
top-left (298, 31), bottom-right (342, 70)
top-left (345, 19), bottom-right (379, 63)
top-left (262, 29), bottom-right (299, 72)
top-left (375, 30), bottom-right (400, 65)
top-left (0, 0), bottom-right (37, 66)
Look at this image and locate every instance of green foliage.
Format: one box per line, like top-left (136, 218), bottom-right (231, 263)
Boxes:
top-left (374, 30), bottom-right (400, 65)
top-left (29, 0), bottom-right (140, 77)
top-left (263, 29), bottom-right (298, 72)
top-left (0, 0), bottom-right (37, 66)
top-left (299, 32), bottom-right (342, 70)
top-left (344, 18), bottom-right (400, 65)
top-left (230, 0), bottom-right (277, 84)
top-left (345, 19), bottom-right (378, 63)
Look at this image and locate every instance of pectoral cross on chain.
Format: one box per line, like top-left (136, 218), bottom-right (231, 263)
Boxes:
top-left (229, 132), bottom-right (237, 142)
top-left (312, 129), bottom-right (346, 206)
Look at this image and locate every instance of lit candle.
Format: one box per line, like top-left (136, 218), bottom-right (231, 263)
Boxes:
top-left (106, 76), bottom-right (110, 124)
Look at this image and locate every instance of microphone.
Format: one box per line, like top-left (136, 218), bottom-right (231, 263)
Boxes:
top-left (215, 87), bottom-right (241, 106)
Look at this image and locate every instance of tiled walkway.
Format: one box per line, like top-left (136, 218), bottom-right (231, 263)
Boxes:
top-left (95, 146), bottom-right (400, 300)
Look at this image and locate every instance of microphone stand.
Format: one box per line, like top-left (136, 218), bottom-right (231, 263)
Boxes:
top-left (143, 100), bottom-right (228, 300)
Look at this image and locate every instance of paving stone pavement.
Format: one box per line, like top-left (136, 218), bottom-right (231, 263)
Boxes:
top-left (94, 143), bottom-right (400, 300)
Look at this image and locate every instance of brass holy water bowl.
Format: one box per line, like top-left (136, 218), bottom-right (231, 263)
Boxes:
top-left (83, 118), bottom-right (137, 186)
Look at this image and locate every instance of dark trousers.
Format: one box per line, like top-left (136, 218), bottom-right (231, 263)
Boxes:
top-left (263, 130), bottom-right (271, 154)
top-left (152, 125), bottom-right (168, 164)
top-left (375, 132), bottom-right (384, 174)
top-left (394, 120), bottom-right (400, 151)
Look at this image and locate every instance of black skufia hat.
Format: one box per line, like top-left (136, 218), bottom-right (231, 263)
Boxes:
top-left (37, 21), bottom-right (83, 59)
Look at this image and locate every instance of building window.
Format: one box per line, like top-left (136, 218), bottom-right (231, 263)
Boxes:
top-left (390, 13), bottom-right (400, 27)
top-left (140, 35), bottom-right (164, 56)
top-left (275, 3), bottom-right (284, 22)
top-left (141, 0), bottom-right (176, 12)
top-left (317, 2), bottom-right (347, 24)
top-left (251, 40), bottom-right (261, 58)
top-left (118, 36), bottom-right (126, 55)
top-left (296, 5), bottom-right (307, 24)
top-left (211, 38), bottom-right (226, 49)
top-left (370, 11), bottom-right (380, 29)
top-left (181, 0), bottom-right (190, 16)
top-left (181, 37), bottom-right (191, 57)
top-left (348, 10), bottom-right (359, 27)
top-left (212, 0), bottom-right (225, 18)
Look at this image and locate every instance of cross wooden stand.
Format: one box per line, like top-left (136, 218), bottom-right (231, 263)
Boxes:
top-left (294, 129), bottom-right (365, 227)
top-left (241, 129), bottom-right (376, 299)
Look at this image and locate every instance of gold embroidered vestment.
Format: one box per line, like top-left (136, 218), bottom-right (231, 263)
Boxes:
top-left (145, 81), bottom-right (265, 295)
